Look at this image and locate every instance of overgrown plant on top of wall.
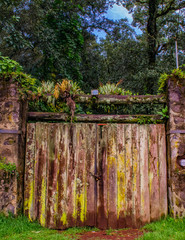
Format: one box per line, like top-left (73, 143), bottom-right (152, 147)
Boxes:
top-left (0, 55), bottom-right (167, 117)
top-left (158, 65), bottom-right (185, 94)
top-left (0, 56), bottom-right (37, 98)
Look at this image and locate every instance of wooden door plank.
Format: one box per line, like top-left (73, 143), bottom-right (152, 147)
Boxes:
top-left (24, 123), bottom-right (36, 221)
top-left (35, 123), bottom-right (48, 227)
top-left (158, 124), bottom-right (168, 217)
top-left (45, 124), bottom-right (59, 228)
top-left (66, 124), bottom-right (78, 227)
top-left (107, 124), bottom-right (118, 229)
top-left (76, 124), bottom-right (87, 227)
top-left (117, 124), bottom-right (126, 228)
top-left (139, 125), bottom-right (150, 225)
top-left (85, 124), bottom-right (96, 227)
top-left (131, 124), bottom-right (141, 228)
top-left (56, 124), bottom-right (69, 229)
top-left (148, 125), bottom-right (160, 221)
top-left (125, 124), bottom-right (133, 227)
top-left (97, 125), bottom-right (108, 229)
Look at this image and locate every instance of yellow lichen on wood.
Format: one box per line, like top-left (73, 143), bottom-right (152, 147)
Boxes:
top-left (132, 148), bottom-right (137, 192)
top-left (24, 180), bottom-right (34, 221)
top-left (77, 192), bottom-right (86, 223)
top-left (117, 154), bottom-right (126, 219)
top-left (40, 178), bottom-right (46, 226)
top-left (61, 212), bottom-right (68, 225)
top-left (72, 178), bottom-right (77, 220)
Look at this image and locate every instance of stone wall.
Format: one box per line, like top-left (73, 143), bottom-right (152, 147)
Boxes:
top-left (0, 80), bottom-right (27, 214)
top-left (0, 171), bottom-right (17, 214)
top-left (167, 77), bottom-right (185, 217)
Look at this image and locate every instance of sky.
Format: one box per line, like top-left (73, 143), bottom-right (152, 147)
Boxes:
top-left (94, 4), bottom-right (141, 39)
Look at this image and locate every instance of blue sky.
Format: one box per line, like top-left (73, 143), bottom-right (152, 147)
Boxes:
top-left (94, 4), bottom-right (141, 39)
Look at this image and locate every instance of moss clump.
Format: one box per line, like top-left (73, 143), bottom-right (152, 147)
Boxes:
top-left (158, 66), bottom-right (185, 94)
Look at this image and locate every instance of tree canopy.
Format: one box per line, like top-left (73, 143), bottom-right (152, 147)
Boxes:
top-left (0, 0), bottom-right (185, 94)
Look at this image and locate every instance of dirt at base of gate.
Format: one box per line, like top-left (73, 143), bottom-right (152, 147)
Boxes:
top-left (77, 229), bottom-right (145, 240)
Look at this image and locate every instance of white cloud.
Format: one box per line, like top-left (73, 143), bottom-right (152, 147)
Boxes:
top-left (106, 5), bottom-right (133, 22)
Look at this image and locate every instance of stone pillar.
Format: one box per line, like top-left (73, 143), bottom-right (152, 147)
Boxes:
top-left (0, 79), bottom-right (27, 215)
top-left (167, 77), bottom-right (185, 217)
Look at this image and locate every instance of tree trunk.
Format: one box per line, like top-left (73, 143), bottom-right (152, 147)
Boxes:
top-left (147, 0), bottom-right (158, 66)
top-left (146, 0), bottom-right (158, 93)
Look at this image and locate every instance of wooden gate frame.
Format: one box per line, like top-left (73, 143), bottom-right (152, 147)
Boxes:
top-left (0, 77), bottom-right (185, 220)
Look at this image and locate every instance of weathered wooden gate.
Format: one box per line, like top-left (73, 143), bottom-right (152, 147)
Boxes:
top-left (24, 122), bottom-right (167, 229)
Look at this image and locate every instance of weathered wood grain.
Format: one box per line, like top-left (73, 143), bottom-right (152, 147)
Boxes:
top-left (76, 94), bottom-right (166, 104)
top-left (28, 112), bottom-right (163, 123)
top-left (125, 124), bottom-right (133, 227)
top-left (140, 125), bottom-right (150, 224)
top-left (97, 125), bottom-right (108, 229)
top-left (66, 124), bottom-right (77, 227)
top-left (75, 124), bottom-right (86, 227)
top-left (131, 124), bottom-right (141, 228)
top-left (24, 123), bottom-right (167, 229)
top-left (117, 124), bottom-right (126, 228)
top-left (158, 125), bottom-right (168, 217)
top-left (56, 124), bottom-right (69, 229)
top-left (149, 125), bottom-right (160, 221)
top-left (85, 124), bottom-right (96, 227)
top-left (107, 125), bottom-right (118, 229)
top-left (24, 123), bottom-right (36, 221)
top-left (35, 123), bottom-right (48, 227)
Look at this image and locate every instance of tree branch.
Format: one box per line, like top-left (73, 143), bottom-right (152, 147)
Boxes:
top-left (157, 0), bottom-right (185, 18)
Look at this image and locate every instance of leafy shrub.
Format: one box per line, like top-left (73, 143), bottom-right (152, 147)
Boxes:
top-left (0, 156), bottom-right (18, 176)
top-left (98, 80), bottom-right (133, 95)
top-left (158, 66), bottom-right (185, 94)
top-left (0, 56), bottom-right (37, 97)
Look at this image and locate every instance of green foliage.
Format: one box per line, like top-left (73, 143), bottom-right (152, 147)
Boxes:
top-left (140, 216), bottom-right (185, 240)
top-left (158, 67), bottom-right (185, 94)
top-left (137, 116), bottom-right (156, 125)
top-left (0, 214), bottom-right (98, 240)
top-left (158, 73), bottom-right (169, 94)
top-left (0, 156), bottom-right (18, 176)
top-left (0, 56), bottom-right (37, 98)
top-left (98, 81), bottom-right (133, 95)
top-left (0, 56), bottom-right (23, 73)
top-left (157, 106), bottom-right (169, 120)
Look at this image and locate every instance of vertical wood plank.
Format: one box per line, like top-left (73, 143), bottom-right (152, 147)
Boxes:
top-left (131, 124), bottom-right (141, 228)
top-left (76, 124), bottom-right (86, 227)
top-left (158, 124), bottom-right (168, 217)
top-left (56, 124), bottom-right (68, 229)
top-left (125, 124), bottom-right (133, 227)
top-left (46, 124), bottom-right (59, 228)
top-left (139, 125), bottom-right (150, 225)
top-left (66, 124), bottom-right (77, 227)
top-left (85, 124), bottom-right (96, 227)
top-left (35, 123), bottom-right (48, 227)
top-left (107, 124), bottom-right (117, 229)
top-left (24, 123), bottom-right (36, 221)
top-left (97, 125), bottom-right (108, 229)
top-left (149, 125), bottom-right (160, 221)
top-left (117, 124), bottom-right (126, 228)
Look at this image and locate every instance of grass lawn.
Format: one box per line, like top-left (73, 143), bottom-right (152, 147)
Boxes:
top-left (0, 214), bottom-right (185, 240)
top-left (0, 214), bottom-right (97, 240)
top-left (140, 217), bottom-right (185, 240)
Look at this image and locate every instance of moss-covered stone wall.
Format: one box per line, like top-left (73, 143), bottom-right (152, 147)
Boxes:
top-left (0, 80), bottom-right (27, 214)
top-left (167, 77), bottom-right (185, 217)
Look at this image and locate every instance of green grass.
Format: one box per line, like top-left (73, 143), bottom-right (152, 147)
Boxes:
top-left (139, 217), bottom-right (185, 240)
top-left (1, 214), bottom-right (185, 240)
top-left (0, 214), bottom-right (98, 240)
